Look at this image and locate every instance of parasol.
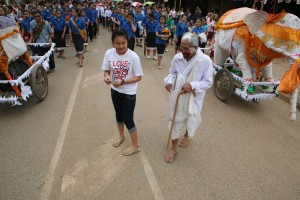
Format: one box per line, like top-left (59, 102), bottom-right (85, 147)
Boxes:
top-left (143, 1), bottom-right (154, 6)
top-left (132, 2), bottom-right (142, 7)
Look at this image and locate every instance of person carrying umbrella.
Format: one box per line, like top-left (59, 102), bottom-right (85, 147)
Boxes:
top-left (164, 32), bottom-right (213, 163)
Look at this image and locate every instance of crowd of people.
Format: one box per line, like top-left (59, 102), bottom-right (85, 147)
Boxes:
top-left (0, 0), bottom-right (219, 70)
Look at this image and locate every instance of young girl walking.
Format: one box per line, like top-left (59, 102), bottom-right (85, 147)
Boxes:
top-left (68, 8), bottom-right (87, 67)
top-left (155, 16), bottom-right (171, 69)
top-left (52, 10), bottom-right (67, 59)
top-left (102, 28), bottom-right (143, 156)
top-left (80, 9), bottom-right (89, 53)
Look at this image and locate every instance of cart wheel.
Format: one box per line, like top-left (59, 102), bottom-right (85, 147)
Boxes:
top-left (30, 65), bottom-right (48, 101)
top-left (214, 68), bottom-right (235, 101)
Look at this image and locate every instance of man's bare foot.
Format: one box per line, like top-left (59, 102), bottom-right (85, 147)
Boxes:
top-left (178, 136), bottom-right (190, 148)
top-left (164, 150), bottom-right (177, 163)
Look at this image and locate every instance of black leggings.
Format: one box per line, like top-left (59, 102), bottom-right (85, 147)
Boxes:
top-left (88, 23), bottom-right (94, 40)
top-left (128, 38), bottom-right (135, 51)
top-left (92, 21), bottom-right (97, 36)
top-left (111, 89), bottom-right (136, 133)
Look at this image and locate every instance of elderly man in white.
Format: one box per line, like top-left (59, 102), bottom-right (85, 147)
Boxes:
top-left (164, 32), bottom-right (213, 163)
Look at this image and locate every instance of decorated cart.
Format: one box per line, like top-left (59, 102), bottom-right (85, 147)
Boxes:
top-left (211, 7), bottom-right (300, 120)
top-left (0, 17), bottom-right (55, 106)
top-left (213, 58), bottom-right (280, 102)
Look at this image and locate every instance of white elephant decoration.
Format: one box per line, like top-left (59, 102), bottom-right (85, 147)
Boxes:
top-left (214, 7), bottom-right (300, 120)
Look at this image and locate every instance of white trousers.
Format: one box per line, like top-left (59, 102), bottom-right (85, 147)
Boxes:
top-left (168, 113), bottom-right (202, 140)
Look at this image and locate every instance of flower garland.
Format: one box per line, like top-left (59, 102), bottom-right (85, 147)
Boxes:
top-left (0, 29), bottom-right (20, 41)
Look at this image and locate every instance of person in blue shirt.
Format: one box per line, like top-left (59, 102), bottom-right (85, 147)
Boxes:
top-left (121, 12), bottom-right (136, 51)
top-left (110, 7), bottom-right (119, 31)
top-left (85, 3), bottom-right (94, 42)
top-left (90, 3), bottom-right (98, 39)
top-left (192, 18), bottom-right (207, 50)
top-left (42, 1), bottom-right (53, 22)
top-left (155, 16), bottom-right (171, 69)
top-left (49, 8), bottom-right (57, 25)
top-left (175, 14), bottom-right (189, 54)
top-left (21, 10), bottom-right (33, 43)
top-left (80, 9), bottom-right (90, 52)
top-left (134, 6), bottom-right (144, 47)
top-left (52, 9), bottom-right (67, 59)
top-left (115, 9), bottom-right (128, 27)
top-left (201, 18), bottom-right (208, 32)
top-left (141, 7), bottom-right (151, 26)
top-left (155, 7), bottom-right (162, 21)
top-left (28, 10), bottom-right (55, 72)
top-left (144, 13), bottom-right (158, 59)
top-left (68, 8), bottom-right (87, 67)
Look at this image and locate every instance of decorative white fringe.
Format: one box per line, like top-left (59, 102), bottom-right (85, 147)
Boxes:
top-left (0, 43), bottom-right (55, 105)
top-left (235, 88), bottom-right (277, 101)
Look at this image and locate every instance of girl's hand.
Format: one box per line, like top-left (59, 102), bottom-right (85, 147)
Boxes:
top-left (104, 75), bottom-right (111, 85)
top-left (113, 79), bottom-right (122, 87)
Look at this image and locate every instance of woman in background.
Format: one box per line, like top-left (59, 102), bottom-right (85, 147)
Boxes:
top-left (52, 9), bottom-right (67, 59)
top-left (69, 8), bottom-right (86, 67)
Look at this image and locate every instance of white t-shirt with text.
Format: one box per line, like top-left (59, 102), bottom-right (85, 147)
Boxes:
top-left (102, 48), bottom-right (143, 95)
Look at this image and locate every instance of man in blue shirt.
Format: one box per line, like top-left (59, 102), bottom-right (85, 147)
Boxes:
top-left (90, 3), bottom-right (98, 39)
top-left (175, 14), bottom-right (189, 54)
top-left (85, 3), bottom-right (94, 41)
top-left (42, 1), bottom-right (53, 22)
top-left (121, 12), bottom-right (136, 51)
top-left (110, 8), bottom-right (119, 31)
top-left (29, 10), bottom-right (55, 72)
top-left (21, 10), bottom-right (33, 42)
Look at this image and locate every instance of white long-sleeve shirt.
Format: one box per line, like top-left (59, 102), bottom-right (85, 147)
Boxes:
top-left (164, 52), bottom-right (213, 113)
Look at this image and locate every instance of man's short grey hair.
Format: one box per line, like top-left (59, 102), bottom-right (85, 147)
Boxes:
top-left (181, 32), bottom-right (198, 47)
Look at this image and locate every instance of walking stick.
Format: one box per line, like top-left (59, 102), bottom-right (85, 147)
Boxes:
top-left (166, 92), bottom-right (182, 150)
top-left (166, 90), bottom-right (196, 150)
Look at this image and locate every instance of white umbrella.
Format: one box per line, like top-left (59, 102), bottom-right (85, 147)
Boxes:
top-left (132, 2), bottom-right (142, 7)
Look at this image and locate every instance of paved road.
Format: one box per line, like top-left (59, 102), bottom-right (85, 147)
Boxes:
top-left (1, 28), bottom-right (300, 200)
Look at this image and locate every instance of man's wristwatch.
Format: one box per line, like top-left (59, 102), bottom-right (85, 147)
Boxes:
top-left (121, 79), bottom-right (125, 85)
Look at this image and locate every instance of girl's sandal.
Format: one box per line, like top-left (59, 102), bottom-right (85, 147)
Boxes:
top-left (112, 138), bottom-right (125, 147)
top-left (122, 146), bottom-right (141, 156)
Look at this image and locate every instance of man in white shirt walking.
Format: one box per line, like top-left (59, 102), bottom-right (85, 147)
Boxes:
top-left (164, 32), bottom-right (213, 163)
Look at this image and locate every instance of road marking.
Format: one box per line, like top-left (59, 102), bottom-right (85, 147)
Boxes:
top-left (38, 69), bottom-right (83, 200)
top-left (60, 140), bottom-right (128, 199)
top-left (141, 153), bottom-right (164, 200)
top-left (61, 159), bottom-right (89, 193)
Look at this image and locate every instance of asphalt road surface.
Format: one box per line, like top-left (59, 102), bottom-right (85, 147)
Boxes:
top-left (1, 28), bottom-right (300, 200)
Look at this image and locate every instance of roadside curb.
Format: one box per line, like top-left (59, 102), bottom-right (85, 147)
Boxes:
top-left (278, 92), bottom-right (300, 111)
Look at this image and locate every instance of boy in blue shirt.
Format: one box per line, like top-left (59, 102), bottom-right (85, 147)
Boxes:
top-left (21, 10), bottom-right (32, 43)
top-left (121, 12), bottom-right (137, 51)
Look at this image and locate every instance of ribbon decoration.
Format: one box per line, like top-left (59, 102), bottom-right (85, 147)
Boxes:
top-left (0, 43), bottom-right (55, 105)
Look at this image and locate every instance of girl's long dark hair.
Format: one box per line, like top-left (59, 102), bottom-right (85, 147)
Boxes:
top-left (111, 28), bottom-right (129, 42)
